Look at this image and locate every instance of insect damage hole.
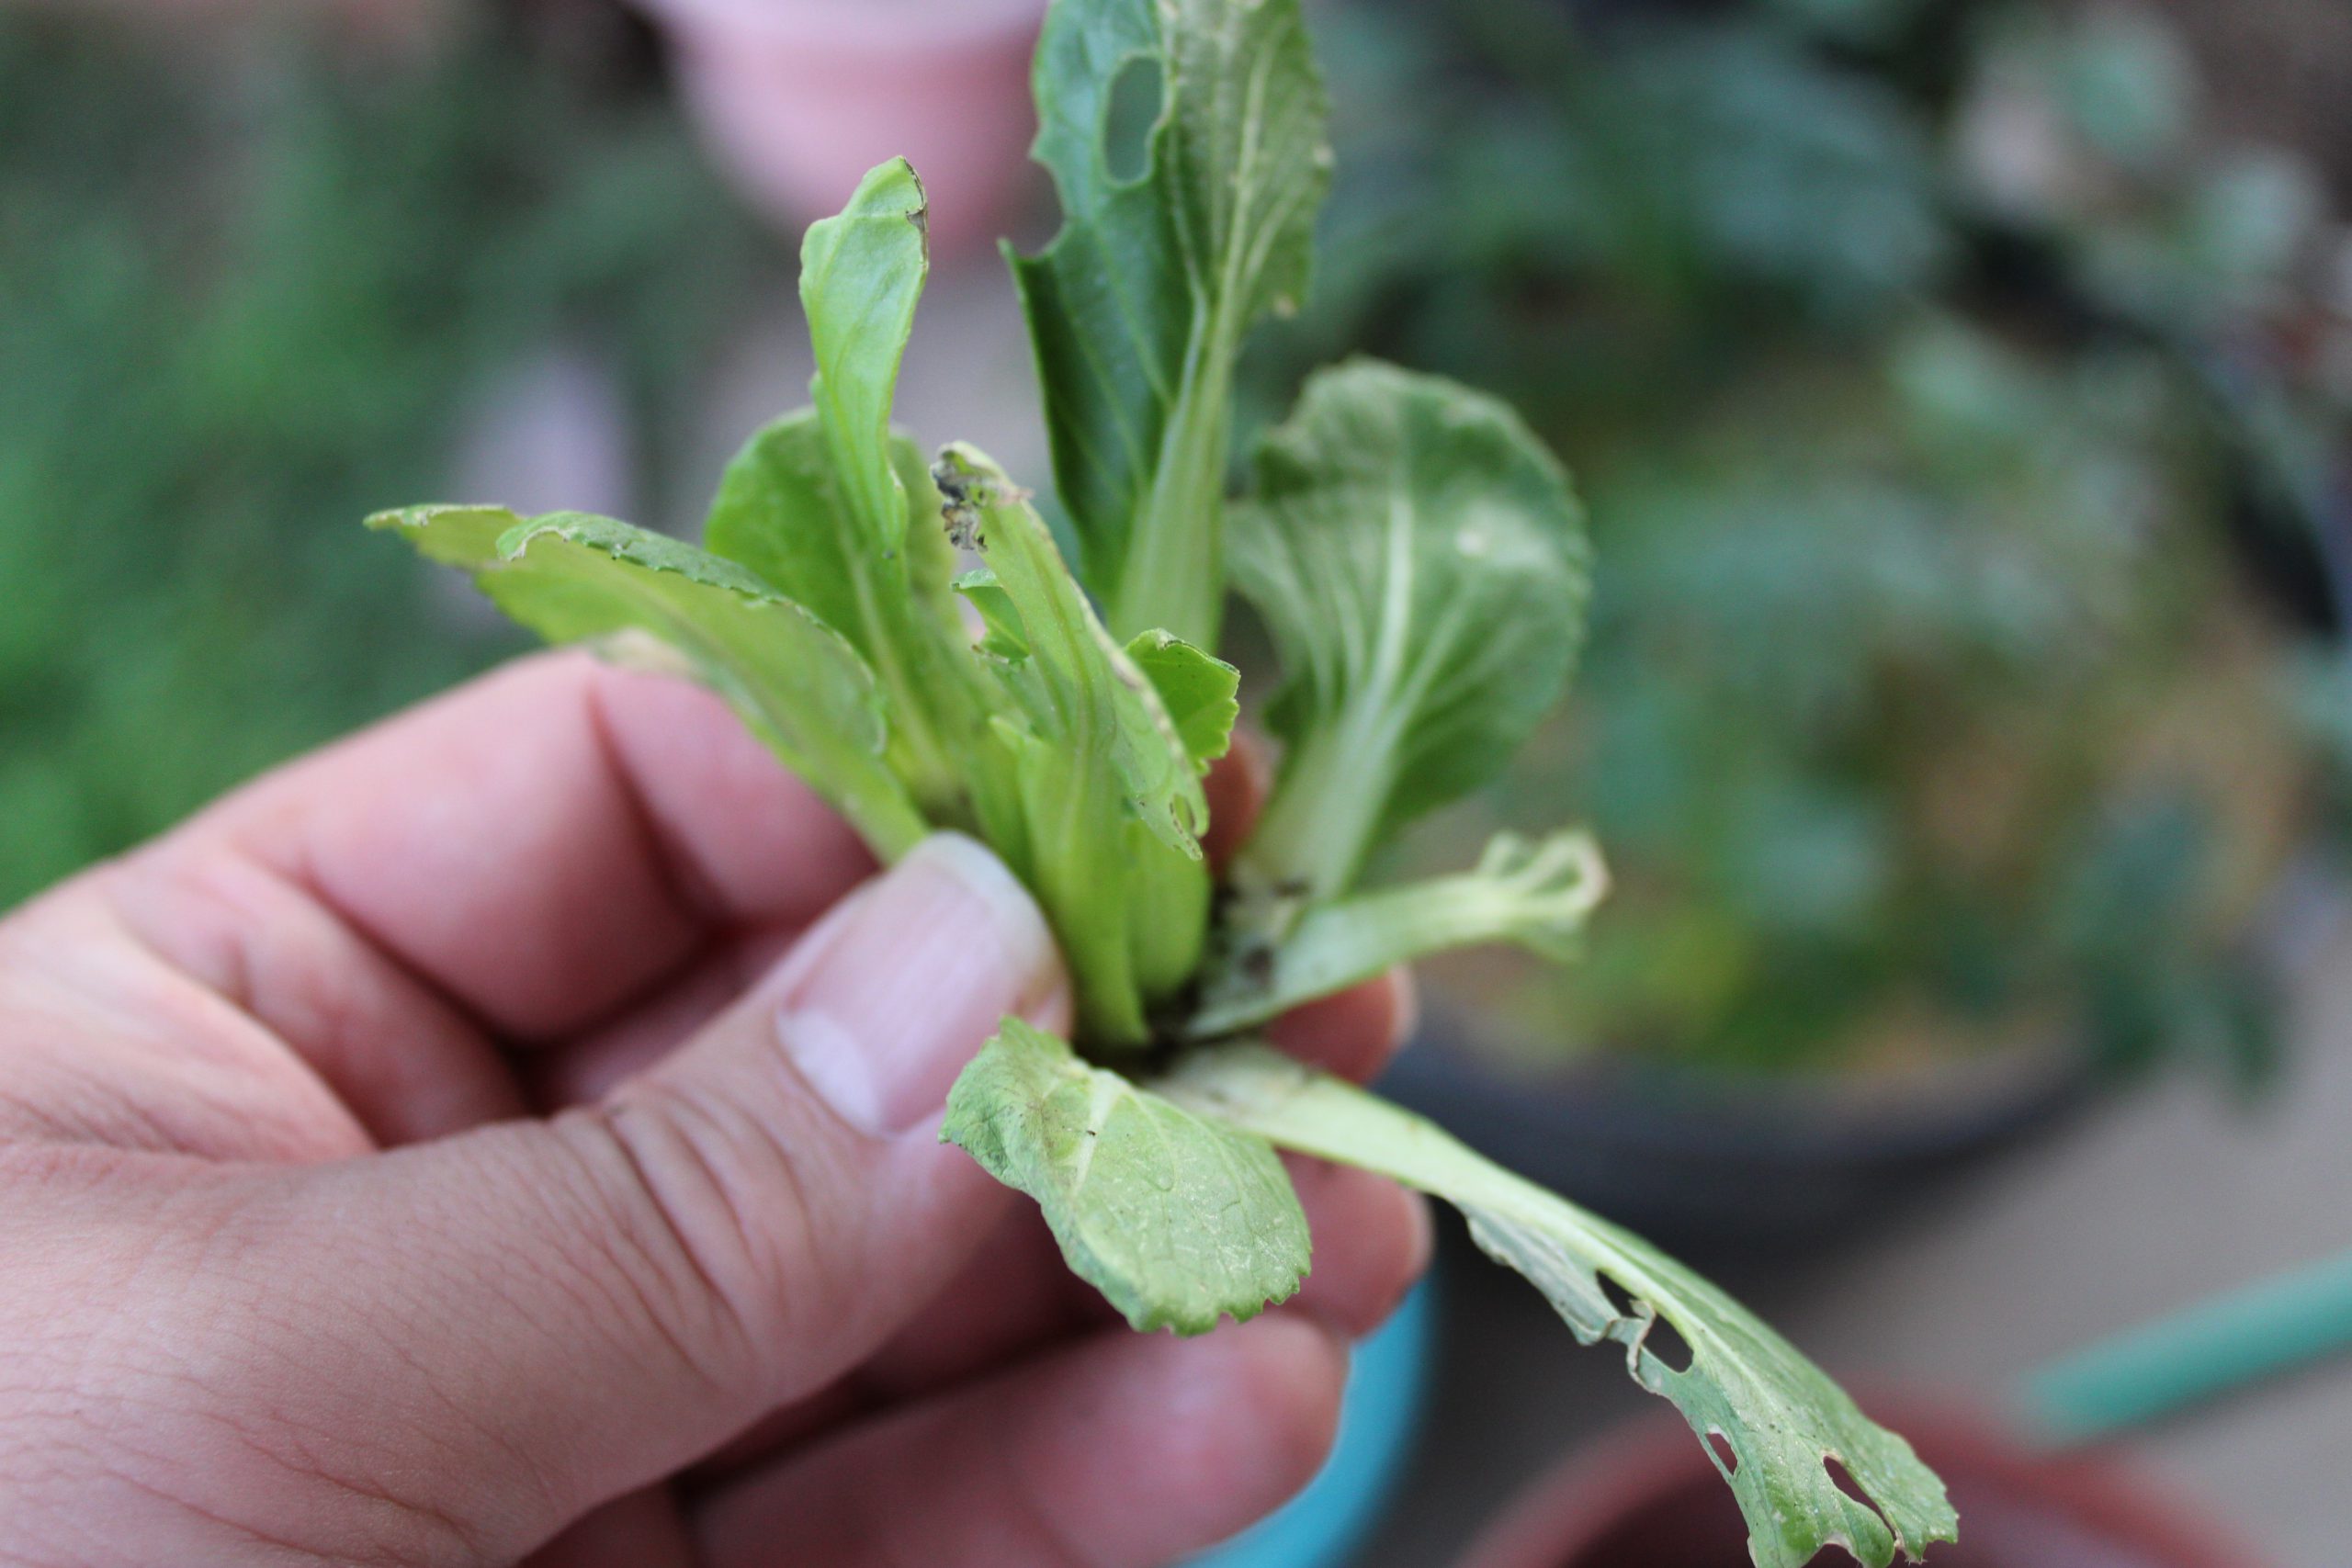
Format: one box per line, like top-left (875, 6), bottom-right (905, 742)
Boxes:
top-left (1598, 1272), bottom-right (1693, 1374)
top-left (1705, 1428), bottom-right (1738, 1477)
top-left (1826, 1456), bottom-right (1895, 1539)
top-left (1642, 1311), bottom-right (1694, 1373)
top-left (1102, 54), bottom-right (1164, 183)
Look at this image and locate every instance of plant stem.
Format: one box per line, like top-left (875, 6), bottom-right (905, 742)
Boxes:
top-left (1111, 321), bottom-right (1240, 649)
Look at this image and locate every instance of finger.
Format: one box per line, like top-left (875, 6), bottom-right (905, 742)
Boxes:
top-left (1200, 733), bottom-right (1272, 873)
top-left (525, 1489), bottom-right (693, 1568)
top-left (1281, 1156), bottom-right (1432, 1337)
top-left (170, 835), bottom-right (1067, 1564)
top-left (0, 854), bottom-right (518, 1159)
top-left (90, 835), bottom-right (526, 1147)
top-left (1267, 966), bottom-right (1419, 1082)
top-left (178, 651), bottom-right (873, 1043)
top-left (528, 924), bottom-right (804, 1110)
top-left (684, 1204), bottom-right (1081, 1477)
top-left (693, 1145), bottom-right (1429, 1481)
top-left (694, 1316), bottom-right (1350, 1568)
top-left (534, 897), bottom-right (1414, 1117)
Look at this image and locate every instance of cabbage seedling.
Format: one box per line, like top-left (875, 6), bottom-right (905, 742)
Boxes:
top-left (372, 3), bottom-right (1958, 1561)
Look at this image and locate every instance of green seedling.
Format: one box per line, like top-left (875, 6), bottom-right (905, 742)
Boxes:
top-left (372, 3), bottom-right (1957, 1562)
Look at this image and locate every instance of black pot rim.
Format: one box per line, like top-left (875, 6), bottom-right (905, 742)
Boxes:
top-left (1396, 1001), bottom-right (2097, 1167)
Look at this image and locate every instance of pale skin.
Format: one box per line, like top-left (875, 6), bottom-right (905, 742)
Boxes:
top-left (0, 651), bottom-right (1428, 1568)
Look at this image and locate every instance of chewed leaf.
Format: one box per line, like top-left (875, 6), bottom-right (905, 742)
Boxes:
top-left (368, 505), bottom-right (927, 860)
top-left (942, 1019), bottom-right (1310, 1334)
top-left (1125, 629), bottom-right (1239, 772)
top-left (1232, 360), bottom-right (1593, 903)
top-left (1191, 829), bottom-right (1609, 1037)
top-left (1012, 0), bottom-right (1332, 643)
top-left (1159, 1045), bottom-right (1960, 1568)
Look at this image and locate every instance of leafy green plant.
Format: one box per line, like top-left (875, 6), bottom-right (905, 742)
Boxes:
top-left (1259, 0), bottom-right (2322, 1081)
top-left (375, 2), bottom-right (1956, 1560)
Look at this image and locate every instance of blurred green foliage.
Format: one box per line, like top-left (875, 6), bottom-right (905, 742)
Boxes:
top-left (0, 7), bottom-right (763, 905)
top-left (1254, 0), bottom-right (2343, 1079)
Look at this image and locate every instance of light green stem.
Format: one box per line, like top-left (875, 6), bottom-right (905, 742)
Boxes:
top-left (1109, 323), bottom-right (1240, 649)
top-left (1191, 830), bottom-right (1605, 1036)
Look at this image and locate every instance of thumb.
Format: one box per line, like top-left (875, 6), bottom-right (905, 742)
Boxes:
top-left (231, 834), bottom-right (1067, 1562)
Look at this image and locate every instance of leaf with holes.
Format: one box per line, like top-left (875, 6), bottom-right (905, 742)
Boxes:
top-left (1012, 0), bottom-right (1332, 646)
top-left (1159, 1043), bottom-right (1959, 1568)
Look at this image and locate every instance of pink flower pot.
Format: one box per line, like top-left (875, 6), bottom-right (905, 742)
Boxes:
top-left (635, 0), bottom-right (1048, 255)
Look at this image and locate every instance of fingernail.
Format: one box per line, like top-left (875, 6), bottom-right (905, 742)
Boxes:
top-left (773, 833), bottom-right (1065, 1135)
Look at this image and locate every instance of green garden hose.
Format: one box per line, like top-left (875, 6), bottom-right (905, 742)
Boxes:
top-left (2022, 1246), bottom-right (2352, 1446)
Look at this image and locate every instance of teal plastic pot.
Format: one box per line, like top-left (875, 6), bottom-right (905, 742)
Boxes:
top-left (1181, 1280), bottom-right (1436, 1568)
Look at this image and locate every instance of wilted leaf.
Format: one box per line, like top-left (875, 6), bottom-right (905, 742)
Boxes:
top-left (1192, 829), bottom-right (1608, 1036)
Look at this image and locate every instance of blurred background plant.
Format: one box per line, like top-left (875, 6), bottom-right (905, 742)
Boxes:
top-left (0, 1), bottom-right (765, 904)
top-left (1244, 0), bottom-right (2352, 1088)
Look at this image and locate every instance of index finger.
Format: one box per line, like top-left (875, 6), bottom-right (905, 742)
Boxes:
top-left (177, 651), bottom-right (874, 1042)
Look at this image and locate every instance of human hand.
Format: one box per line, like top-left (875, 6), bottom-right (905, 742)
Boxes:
top-left (0, 652), bottom-right (1427, 1568)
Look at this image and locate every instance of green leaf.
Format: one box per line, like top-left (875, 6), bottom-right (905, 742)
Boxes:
top-left (700, 413), bottom-right (950, 671)
top-left (951, 568), bottom-right (1030, 662)
top-left (705, 412), bottom-right (965, 662)
top-left (801, 155), bottom-right (929, 556)
top-left (1232, 360), bottom-right (1593, 903)
top-left (1012, 0), bottom-right (1332, 647)
top-left (368, 505), bottom-right (928, 859)
top-left (942, 1018), bottom-right (1310, 1334)
top-left (703, 162), bottom-right (998, 825)
top-left (1125, 628), bottom-right (1239, 771)
top-left (1190, 829), bottom-right (1608, 1037)
top-left (703, 412), bottom-right (988, 822)
top-left (932, 445), bottom-right (1215, 1043)
top-left (1159, 1045), bottom-right (1960, 1568)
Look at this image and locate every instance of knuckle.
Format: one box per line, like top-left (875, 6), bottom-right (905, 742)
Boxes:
top-left (557, 1081), bottom-right (853, 1393)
